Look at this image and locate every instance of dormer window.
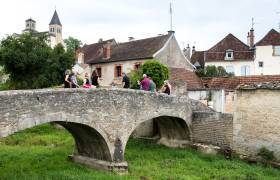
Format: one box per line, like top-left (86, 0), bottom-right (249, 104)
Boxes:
top-left (225, 49), bottom-right (234, 60)
top-left (273, 46), bottom-right (280, 56)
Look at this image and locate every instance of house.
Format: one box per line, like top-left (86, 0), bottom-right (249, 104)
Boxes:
top-left (191, 31), bottom-right (255, 76)
top-left (254, 29), bottom-right (280, 75)
top-left (14, 10), bottom-right (64, 48)
top-left (77, 31), bottom-right (194, 86)
top-left (188, 75), bottom-right (280, 113)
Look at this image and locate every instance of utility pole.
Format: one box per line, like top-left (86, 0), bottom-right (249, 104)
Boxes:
top-left (169, 2), bottom-right (173, 31)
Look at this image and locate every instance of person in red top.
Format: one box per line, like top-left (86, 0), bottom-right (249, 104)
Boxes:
top-left (138, 74), bottom-right (150, 91)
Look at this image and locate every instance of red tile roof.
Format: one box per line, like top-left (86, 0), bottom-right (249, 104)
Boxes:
top-left (205, 34), bottom-right (254, 62)
top-left (83, 34), bottom-right (171, 64)
top-left (190, 51), bottom-right (205, 68)
top-left (256, 29), bottom-right (280, 46)
top-left (191, 34), bottom-right (254, 64)
top-left (201, 75), bottom-right (280, 90)
top-left (170, 68), bottom-right (204, 90)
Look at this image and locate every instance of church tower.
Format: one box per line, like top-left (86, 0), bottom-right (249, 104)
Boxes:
top-left (49, 10), bottom-right (63, 47)
top-left (23, 18), bottom-right (37, 33)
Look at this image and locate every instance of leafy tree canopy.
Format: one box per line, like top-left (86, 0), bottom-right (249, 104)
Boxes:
top-left (129, 60), bottom-right (169, 89)
top-left (196, 65), bottom-right (234, 77)
top-left (0, 33), bottom-right (74, 89)
top-left (64, 36), bottom-right (82, 53)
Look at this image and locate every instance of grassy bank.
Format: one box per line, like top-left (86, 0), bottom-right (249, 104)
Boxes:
top-left (0, 124), bottom-right (279, 179)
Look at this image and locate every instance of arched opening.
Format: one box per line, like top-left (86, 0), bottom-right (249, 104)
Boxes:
top-left (131, 116), bottom-right (191, 142)
top-left (126, 116), bottom-right (191, 154)
top-left (154, 116), bottom-right (191, 148)
top-left (55, 122), bottom-right (112, 161)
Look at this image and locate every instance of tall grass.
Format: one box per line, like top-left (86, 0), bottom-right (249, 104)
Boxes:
top-left (0, 124), bottom-right (279, 179)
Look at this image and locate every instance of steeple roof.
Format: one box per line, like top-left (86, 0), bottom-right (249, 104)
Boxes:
top-left (49, 10), bottom-right (62, 26)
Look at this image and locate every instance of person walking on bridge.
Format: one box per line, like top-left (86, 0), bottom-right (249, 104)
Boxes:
top-left (138, 74), bottom-right (150, 91)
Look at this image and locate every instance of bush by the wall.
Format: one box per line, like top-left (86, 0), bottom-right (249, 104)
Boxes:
top-left (258, 147), bottom-right (275, 161)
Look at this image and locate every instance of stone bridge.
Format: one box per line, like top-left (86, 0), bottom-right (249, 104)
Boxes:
top-left (0, 88), bottom-right (200, 172)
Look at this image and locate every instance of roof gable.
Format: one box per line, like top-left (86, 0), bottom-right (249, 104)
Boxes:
top-left (256, 29), bottom-right (280, 46)
top-left (84, 34), bottom-right (171, 64)
top-left (208, 33), bottom-right (250, 52)
top-left (49, 10), bottom-right (62, 26)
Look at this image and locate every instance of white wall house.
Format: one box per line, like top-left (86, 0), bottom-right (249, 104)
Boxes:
top-left (254, 29), bottom-right (280, 75)
top-left (78, 31), bottom-right (194, 87)
top-left (191, 28), bottom-right (280, 76)
top-left (191, 31), bottom-right (255, 76)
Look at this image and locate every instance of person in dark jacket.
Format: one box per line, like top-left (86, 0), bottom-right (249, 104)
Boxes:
top-left (122, 72), bottom-right (130, 88)
top-left (91, 70), bottom-right (100, 87)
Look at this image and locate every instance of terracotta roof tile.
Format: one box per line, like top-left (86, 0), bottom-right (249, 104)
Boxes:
top-left (84, 34), bottom-right (171, 64)
top-left (191, 51), bottom-right (205, 68)
top-left (201, 75), bottom-right (280, 90)
top-left (170, 68), bottom-right (204, 90)
top-left (191, 33), bottom-right (254, 63)
top-left (256, 29), bottom-right (280, 46)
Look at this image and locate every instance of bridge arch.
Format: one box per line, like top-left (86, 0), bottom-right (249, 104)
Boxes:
top-left (0, 88), bottom-right (192, 172)
top-left (55, 121), bottom-right (112, 161)
top-left (124, 115), bottom-right (192, 153)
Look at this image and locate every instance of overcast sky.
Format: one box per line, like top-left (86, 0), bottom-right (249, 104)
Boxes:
top-left (0, 0), bottom-right (280, 50)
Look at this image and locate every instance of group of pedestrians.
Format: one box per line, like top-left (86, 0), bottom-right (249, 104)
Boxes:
top-left (64, 70), bottom-right (100, 89)
top-left (64, 70), bottom-right (79, 88)
top-left (137, 74), bottom-right (171, 95)
top-left (64, 70), bottom-right (171, 95)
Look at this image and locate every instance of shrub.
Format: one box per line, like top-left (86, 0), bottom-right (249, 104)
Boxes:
top-left (258, 147), bottom-right (275, 161)
top-left (141, 60), bottom-right (169, 88)
top-left (196, 65), bottom-right (234, 77)
top-left (129, 60), bottom-right (169, 89)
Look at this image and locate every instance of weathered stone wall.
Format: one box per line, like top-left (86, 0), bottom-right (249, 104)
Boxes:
top-left (192, 112), bottom-right (233, 148)
top-left (233, 88), bottom-right (280, 160)
top-left (0, 88), bottom-right (192, 162)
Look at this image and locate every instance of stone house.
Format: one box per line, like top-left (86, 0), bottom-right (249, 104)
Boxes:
top-left (254, 29), bottom-right (280, 75)
top-left (188, 75), bottom-right (280, 113)
top-left (191, 32), bottom-right (255, 76)
top-left (77, 31), bottom-right (194, 86)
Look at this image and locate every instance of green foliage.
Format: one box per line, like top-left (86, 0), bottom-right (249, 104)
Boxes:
top-left (196, 65), bottom-right (234, 77)
top-left (77, 77), bottom-right (83, 86)
top-left (128, 68), bottom-right (142, 89)
top-left (0, 124), bottom-right (279, 179)
top-left (129, 60), bottom-right (169, 89)
top-left (0, 34), bottom-right (74, 89)
top-left (64, 36), bottom-right (82, 53)
top-left (258, 147), bottom-right (275, 161)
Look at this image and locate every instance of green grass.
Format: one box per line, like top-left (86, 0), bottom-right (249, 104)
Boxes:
top-left (0, 124), bottom-right (279, 179)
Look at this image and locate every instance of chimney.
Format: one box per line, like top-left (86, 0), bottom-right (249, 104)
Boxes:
top-left (168, 30), bottom-right (175, 35)
top-left (103, 42), bottom-right (111, 59)
top-left (247, 28), bottom-right (255, 49)
top-left (184, 44), bottom-right (191, 60)
top-left (128, 37), bottom-right (134, 41)
top-left (192, 46), bottom-right (196, 55)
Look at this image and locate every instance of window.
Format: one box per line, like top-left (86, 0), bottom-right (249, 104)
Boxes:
top-left (134, 63), bottom-right (141, 70)
top-left (273, 46), bottom-right (280, 56)
top-left (258, 61), bottom-right (263, 68)
top-left (96, 67), bottom-right (102, 78)
top-left (27, 23), bottom-right (30, 27)
top-left (241, 66), bottom-right (250, 76)
top-left (226, 66), bottom-right (234, 74)
top-left (115, 65), bottom-right (122, 77)
top-left (225, 49), bottom-right (234, 60)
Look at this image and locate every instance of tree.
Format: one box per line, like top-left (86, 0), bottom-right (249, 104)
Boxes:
top-left (195, 65), bottom-right (234, 77)
top-left (129, 60), bottom-right (169, 89)
top-left (64, 36), bottom-right (82, 53)
top-left (0, 33), bottom-right (75, 89)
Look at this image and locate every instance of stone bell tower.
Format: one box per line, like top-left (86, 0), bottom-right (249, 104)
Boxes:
top-left (49, 10), bottom-right (63, 47)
